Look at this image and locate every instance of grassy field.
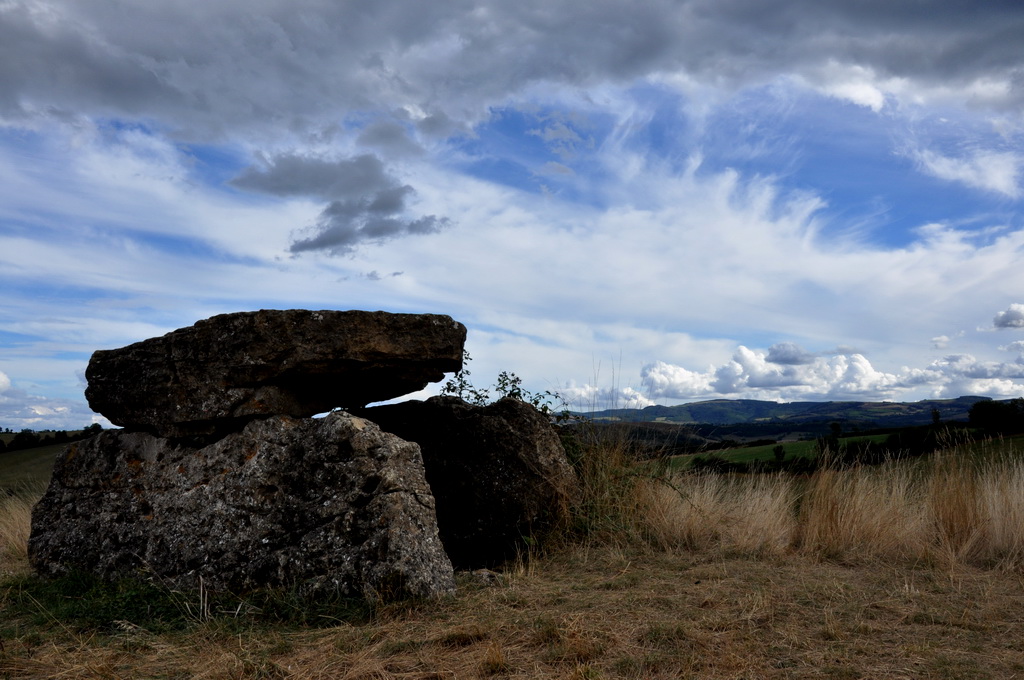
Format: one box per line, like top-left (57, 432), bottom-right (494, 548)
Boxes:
top-left (0, 445), bottom-right (63, 491)
top-left (670, 432), bottom-right (1024, 470)
top-left (665, 434), bottom-right (887, 470)
top-left (3, 434), bottom-right (1024, 678)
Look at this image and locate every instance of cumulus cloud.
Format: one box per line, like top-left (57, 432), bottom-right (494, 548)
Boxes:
top-left (642, 349), bottom-right (864, 401)
top-left (640, 362), bottom-right (716, 401)
top-left (557, 382), bottom-right (656, 411)
top-left (914, 354), bottom-right (1024, 398)
top-left (993, 303), bottom-right (1024, 329)
top-left (637, 345), bottom-right (1024, 403)
top-left (231, 153), bottom-right (450, 254)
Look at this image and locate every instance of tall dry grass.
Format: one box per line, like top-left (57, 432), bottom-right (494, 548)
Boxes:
top-left (3, 440), bottom-right (1024, 580)
top-left (636, 473), bottom-right (796, 555)
top-left (0, 486), bottom-right (42, 575)
top-left (798, 463), bottom-right (929, 562)
top-left (607, 442), bottom-right (1024, 571)
top-left (932, 452), bottom-right (1024, 566)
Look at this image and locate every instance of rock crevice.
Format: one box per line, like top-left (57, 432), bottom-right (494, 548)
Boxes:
top-left (85, 309), bottom-right (466, 438)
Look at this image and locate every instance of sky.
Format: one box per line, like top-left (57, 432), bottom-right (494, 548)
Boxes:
top-left (2, 0), bottom-right (1024, 430)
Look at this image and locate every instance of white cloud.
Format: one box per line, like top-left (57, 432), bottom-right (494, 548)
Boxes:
top-left (638, 347), bottom-right (1024, 404)
top-left (557, 383), bottom-right (655, 412)
top-left (912, 148), bottom-right (1021, 198)
top-left (809, 62), bottom-right (890, 112)
top-left (640, 361), bottom-right (716, 401)
top-left (0, 381), bottom-right (110, 430)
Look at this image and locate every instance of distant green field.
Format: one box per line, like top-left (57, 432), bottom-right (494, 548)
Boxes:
top-left (670, 434), bottom-right (891, 469)
top-left (669, 432), bottom-right (1024, 470)
top-left (954, 433), bottom-right (1024, 459)
top-left (0, 443), bottom-right (63, 490)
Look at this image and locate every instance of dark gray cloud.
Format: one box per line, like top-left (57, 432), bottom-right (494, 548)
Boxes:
top-left (2, 0), bottom-right (1021, 140)
top-left (231, 154), bottom-right (394, 201)
top-left (766, 342), bottom-right (817, 365)
top-left (415, 111), bottom-right (463, 138)
top-left (290, 212), bottom-right (449, 256)
top-left (0, 3), bottom-right (169, 119)
top-left (356, 121), bottom-right (424, 156)
top-left (232, 153), bottom-right (450, 254)
top-left (993, 303), bottom-right (1024, 329)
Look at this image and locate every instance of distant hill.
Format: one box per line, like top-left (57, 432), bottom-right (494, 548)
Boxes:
top-left (581, 396), bottom-right (992, 430)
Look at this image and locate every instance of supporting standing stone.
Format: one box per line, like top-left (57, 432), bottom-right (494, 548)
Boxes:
top-left (29, 413), bottom-right (456, 601)
top-left (359, 396), bottom-right (579, 568)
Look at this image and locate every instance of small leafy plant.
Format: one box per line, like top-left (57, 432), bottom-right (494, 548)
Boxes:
top-left (441, 351), bottom-right (570, 419)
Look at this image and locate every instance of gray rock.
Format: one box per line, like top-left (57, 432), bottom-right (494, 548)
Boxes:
top-left (28, 413), bottom-right (455, 601)
top-left (358, 396), bottom-right (579, 568)
top-left (85, 310), bottom-right (466, 437)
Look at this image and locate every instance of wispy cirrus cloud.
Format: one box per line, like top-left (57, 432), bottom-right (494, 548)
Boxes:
top-left (912, 148), bottom-right (1021, 198)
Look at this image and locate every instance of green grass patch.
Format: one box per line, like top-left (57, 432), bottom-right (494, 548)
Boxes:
top-left (668, 434), bottom-right (891, 470)
top-left (1, 570), bottom-right (374, 636)
top-left (0, 444), bottom-right (62, 490)
top-left (957, 432), bottom-right (1024, 458)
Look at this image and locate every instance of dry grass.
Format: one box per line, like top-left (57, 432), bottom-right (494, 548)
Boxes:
top-left (799, 464), bottom-right (930, 563)
top-left (606, 437), bottom-right (1024, 572)
top-left (5, 547), bottom-right (1024, 678)
top-left (636, 473), bottom-right (796, 556)
top-left (0, 486), bottom-right (41, 578)
top-left (795, 450), bottom-right (1024, 570)
top-left (4, 442), bottom-right (1024, 678)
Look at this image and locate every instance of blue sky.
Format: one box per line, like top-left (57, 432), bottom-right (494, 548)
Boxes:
top-left (2, 1), bottom-right (1024, 429)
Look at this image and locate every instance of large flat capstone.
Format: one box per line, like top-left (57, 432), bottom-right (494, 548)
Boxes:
top-left (85, 309), bottom-right (466, 437)
top-left (28, 413), bottom-right (456, 600)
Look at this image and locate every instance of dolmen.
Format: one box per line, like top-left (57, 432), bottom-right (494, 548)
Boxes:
top-left (28, 310), bottom-right (578, 602)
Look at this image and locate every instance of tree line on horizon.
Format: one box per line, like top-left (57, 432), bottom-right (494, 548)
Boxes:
top-left (0, 423), bottom-right (103, 454)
